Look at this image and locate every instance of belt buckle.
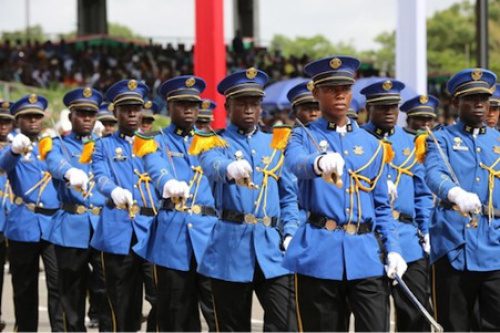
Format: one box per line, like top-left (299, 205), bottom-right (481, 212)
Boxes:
top-left (191, 205), bottom-right (202, 215)
top-left (91, 207), bottom-right (101, 215)
top-left (244, 213), bottom-right (257, 224)
top-left (325, 219), bottom-right (337, 231)
top-left (76, 205), bottom-right (86, 215)
top-left (15, 197), bottom-right (23, 205)
top-left (344, 224), bottom-right (357, 235)
top-left (130, 203), bottom-right (140, 215)
top-left (262, 216), bottom-right (272, 227)
top-left (392, 210), bottom-right (400, 220)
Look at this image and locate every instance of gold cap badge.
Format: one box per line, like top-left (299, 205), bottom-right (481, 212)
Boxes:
top-left (471, 69), bottom-right (482, 81)
top-left (107, 103), bottom-right (114, 112)
top-left (128, 79), bottom-right (138, 90)
top-left (144, 101), bottom-right (152, 109)
top-left (306, 80), bottom-right (315, 91)
top-left (382, 81), bottom-right (393, 91)
top-left (246, 67), bottom-right (257, 79)
top-left (419, 95), bottom-right (428, 104)
top-left (83, 87), bottom-right (92, 98)
top-left (185, 77), bottom-right (196, 87)
top-left (329, 57), bottom-right (342, 69)
top-left (201, 100), bottom-right (211, 109)
top-left (1, 101), bottom-right (9, 109)
top-left (28, 94), bottom-right (38, 104)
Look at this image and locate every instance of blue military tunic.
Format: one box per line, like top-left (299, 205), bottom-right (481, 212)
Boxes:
top-left (364, 123), bottom-right (433, 263)
top-left (283, 118), bottom-right (401, 280)
top-left (91, 131), bottom-right (159, 255)
top-left (197, 124), bottom-right (300, 282)
top-left (0, 143), bottom-right (12, 233)
top-left (0, 141), bottom-right (59, 241)
top-left (134, 125), bottom-right (218, 271)
top-left (425, 122), bottom-right (500, 271)
top-left (45, 133), bottom-right (106, 249)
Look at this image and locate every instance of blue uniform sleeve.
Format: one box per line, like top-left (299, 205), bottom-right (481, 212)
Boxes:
top-left (45, 138), bottom-right (73, 180)
top-left (374, 164), bottom-right (401, 255)
top-left (412, 162), bottom-right (433, 234)
top-left (424, 134), bottom-right (456, 201)
top-left (278, 163), bottom-right (300, 237)
top-left (199, 147), bottom-right (232, 183)
top-left (93, 139), bottom-right (119, 197)
top-left (143, 140), bottom-right (174, 193)
top-left (0, 147), bottom-right (21, 173)
top-left (285, 128), bottom-right (321, 180)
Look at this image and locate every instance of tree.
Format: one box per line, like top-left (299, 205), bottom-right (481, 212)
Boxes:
top-left (1, 25), bottom-right (46, 42)
top-left (270, 34), bottom-right (357, 59)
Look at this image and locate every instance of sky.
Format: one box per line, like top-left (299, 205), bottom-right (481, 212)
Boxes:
top-left (0, 0), bottom-right (463, 50)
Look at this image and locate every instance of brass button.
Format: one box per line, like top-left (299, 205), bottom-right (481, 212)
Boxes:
top-left (344, 224), bottom-right (357, 235)
top-left (325, 219), bottom-right (337, 231)
top-left (476, 147), bottom-right (481, 153)
top-left (392, 210), bottom-right (400, 219)
top-left (76, 205), bottom-right (86, 214)
top-left (15, 197), bottom-right (23, 205)
top-left (192, 205), bottom-right (201, 215)
top-left (244, 214), bottom-right (257, 224)
top-left (476, 177), bottom-right (480, 182)
top-left (262, 216), bottom-right (272, 226)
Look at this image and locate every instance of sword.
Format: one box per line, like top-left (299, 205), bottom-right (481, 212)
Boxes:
top-left (394, 274), bottom-right (443, 332)
top-left (295, 118), bottom-right (343, 188)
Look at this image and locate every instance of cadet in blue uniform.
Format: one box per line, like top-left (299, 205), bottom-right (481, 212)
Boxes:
top-left (487, 83), bottom-right (500, 128)
top-left (134, 75), bottom-right (217, 331)
top-left (0, 94), bottom-right (64, 331)
top-left (44, 87), bottom-right (110, 331)
top-left (283, 56), bottom-right (406, 332)
top-left (197, 68), bottom-right (299, 332)
top-left (425, 68), bottom-right (500, 331)
top-left (96, 102), bottom-right (118, 137)
top-left (195, 99), bottom-right (216, 132)
top-left (0, 100), bottom-right (13, 331)
top-left (362, 80), bottom-right (434, 332)
top-left (140, 99), bottom-right (159, 133)
top-left (287, 80), bottom-right (320, 126)
top-left (401, 94), bottom-right (439, 134)
top-left (91, 80), bottom-right (158, 332)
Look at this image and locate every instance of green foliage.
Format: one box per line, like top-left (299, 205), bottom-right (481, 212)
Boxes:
top-left (1, 25), bottom-right (46, 42)
top-left (108, 22), bottom-right (146, 41)
top-left (270, 34), bottom-right (357, 59)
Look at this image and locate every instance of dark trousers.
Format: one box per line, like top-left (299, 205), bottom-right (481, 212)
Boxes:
top-left (296, 274), bottom-right (389, 332)
top-left (155, 258), bottom-right (216, 332)
top-left (211, 264), bottom-right (297, 332)
top-left (432, 257), bottom-right (500, 331)
top-left (87, 249), bottom-right (112, 332)
top-left (55, 246), bottom-right (113, 332)
top-left (100, 250), bottom-right (157, 332)
top-left (0, 236), bottom-right (6, 320)
top-left (8, 239), bottom-right (64, 332)
top-left (392, 258), bottom-right (431, 332)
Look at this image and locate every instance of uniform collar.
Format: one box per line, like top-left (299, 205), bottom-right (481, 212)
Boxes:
top-left (403, 127), bottom-right (417, 135)
top-left (460, 121), bottom-right (487, 135)
top-left (364, 121), bottom-right (395, 138)
top-left (228, 123), bottom-right (258, 137)
top-left (318, 117), bottom-right (353, 132)
top-left (167, 124), bottom-right (194, 137)
top-left (117, 131), bottom-right (134, 143)
top-left (69, 131), bottom-right (92, 141)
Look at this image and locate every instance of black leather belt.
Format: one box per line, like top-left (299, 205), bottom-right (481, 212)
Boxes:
top-left (221, 210), bottom-right (278, 227)
top-left (62, 203), bottom-right (102, 215)
top-left (106, 201), bottom-right (156, 217)
top-left (14, 197), bottom-right (58, 216)
top-left (161, 199), bottom-right (217, 217)
top-left (440, 201), bottom-right (500, 218)
top-left (308, 212), bottom-right (373, 234)
top-left (392, 210), bottom-right (414, 224)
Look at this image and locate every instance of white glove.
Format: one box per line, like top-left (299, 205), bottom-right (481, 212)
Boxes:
top-left (387, 180), bottom-right (398, 203)
top-left (385, 252), bottom-right (407, 279)
top-left (11, 133), bottom-right (31, 154)
top-left (282, 235), bottom-right (293, 250)
top-left (93, 120), bottom-right (104, 137)
top-left (314, 153), bottom-right (345, 177)
top-left (55, 109), bottom-right (72, 135)
top-left (111, 187), bottom-right (133, 208)
top-left (422, 233), bottom-right (430, 255)
top-left (64, 167), bottom-right (89, 192)
top-left (162, 179), bottom-right (190, 199)
top-left (447, 186), bottom-right (482, 214)
top-left (227, 160), bottom-right (252, 181)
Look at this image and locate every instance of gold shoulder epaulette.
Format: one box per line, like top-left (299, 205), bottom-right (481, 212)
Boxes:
top-left (188, 131), bottom-right (228, 155)
top-left (133, 132), bottom-right (158, 158)
top-left (270, 124), bottom-right (292, 151)
top-left (79, 138), bottom-right (95, 164)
